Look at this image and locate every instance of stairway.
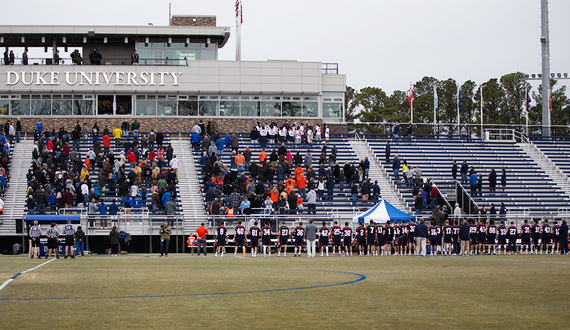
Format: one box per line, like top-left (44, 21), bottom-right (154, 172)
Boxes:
top-left (348, 137), bottom-right (411, 213)
top-left (518, 141), bottom-right (570, 198)
top-left (170, 137), bottom-right (206, 234)
top-left (0, 139), bottom-right (34, 234)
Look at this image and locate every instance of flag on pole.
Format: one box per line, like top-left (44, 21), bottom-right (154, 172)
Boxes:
top-left (526, 90), bottom-right (531, 112)
top-left (236, 0), bottom-right (243, 25)
top-left (458, 89), bottom-right (463, 110)
top-left (434, 86), bottom-right (438, 109)
top-left (408, 85), bottom-right (413, 110)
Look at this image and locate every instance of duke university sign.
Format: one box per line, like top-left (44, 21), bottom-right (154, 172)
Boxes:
top-left (5, 71), bottom-right (182, 86)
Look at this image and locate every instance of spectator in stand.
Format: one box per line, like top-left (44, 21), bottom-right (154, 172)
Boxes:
top-left (131, 119), bottom-right (140, 138)
top-left (393, 155), bottom-right (400, 181)
top-left (170, 155), bottom-right (179, 178)
top-left (165, 197), bottom-right (176, 215)
top-left (235, 152), bottom-right (245, 172)
top-left (215, 136), bottom-right (224, 156)
top-left (259, 149), bottom-right (267, 162)
top-left (460, 160), bottom-right (468, 184)
top-left (453, 203), bottom-right (462, 220)
top-left (307, 187), bottom-right (317, 214)
top-left (392, 121), bottom-right (400, 138)
top-left (230, 133), bottom-right (239, 152)
top-left (113, 127), bottom-right (123, 144)
top-left (469, 171), bottom-right (478, 194)
top-left (501, 168), bottom-right (507, 192)
top-left (351, 181), bottom-right (358, 206)
top-left (451, 160), bottom-right (457, 180)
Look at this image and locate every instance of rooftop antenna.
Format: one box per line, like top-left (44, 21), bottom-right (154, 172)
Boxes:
top-left (169, 2), bottom-right (172, 25)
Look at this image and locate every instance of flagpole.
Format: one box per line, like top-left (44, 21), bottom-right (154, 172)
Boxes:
top-left (480, 85), bottom-right (483, 139)
top-left (457, 86), bottom-right (460, 135)
top-left (525, 87), bottom-right (529, 135)
top-left (410, 83), bottom-right (413, 123)
top-left (235, 0), bottom-right (242, 61)
top-left (433, 86), bottom-right (437, 135)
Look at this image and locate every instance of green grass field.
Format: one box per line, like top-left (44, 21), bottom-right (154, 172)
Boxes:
top-left (1, 253), bottom-right (569, 329)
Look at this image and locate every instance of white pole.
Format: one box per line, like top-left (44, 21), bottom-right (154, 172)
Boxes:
top-left (433, 86), bottom-right (437, 131)
top-left (457, 86), bottom-right (460, 135)
top-left (480, 85), bottom-right (483, 138)
top-left (236, 0), bottom-right (242, 61)
top-left (525, 87), bottom-right (529, 135)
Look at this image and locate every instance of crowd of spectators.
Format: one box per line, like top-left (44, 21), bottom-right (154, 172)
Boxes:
top-left (26, 119), bottom-right (179, 228)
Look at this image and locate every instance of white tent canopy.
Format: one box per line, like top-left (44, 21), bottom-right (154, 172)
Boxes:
top-left (352, 200), bottom-right (414, 224)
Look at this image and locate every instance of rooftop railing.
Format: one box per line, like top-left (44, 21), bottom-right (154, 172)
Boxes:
top-left (1, 57), bottom-right (189, 66)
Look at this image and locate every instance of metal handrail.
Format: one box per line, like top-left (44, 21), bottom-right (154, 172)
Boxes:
top-left (3, 57), bottom-right (189, 66)
top-left (455, 180), bottom-right (479, 214)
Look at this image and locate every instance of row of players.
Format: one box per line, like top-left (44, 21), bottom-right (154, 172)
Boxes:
top-left (211, 218), bottom-right (570, 257)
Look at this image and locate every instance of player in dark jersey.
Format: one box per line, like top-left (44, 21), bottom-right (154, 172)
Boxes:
top-left (356, 221), bottom-right (366, 256)
top-left (469, 220), bottom-right (478, 255)
top-left (393, 221), bottom-right (401, 256)
top-left (293, 222), bottom-right (305, 257)
top-left (342, 222), bottom-right (353, 256)
top-left (319, 222), bottom-right (330, 257)
top-left (435, 223), bottom-right (443, 255)
top-left (261, 222), bottom-right (273, 257)
top-left (451, 219), bottom-right (460, 255)
top-left (248, 221), bottom-right (261, 257)
top-left (486, 219), bottom-right (497, 255)
top-left (541, 220), bottom-right (552, 254)
top-left (429, 221), bottom-right (438, 256)
top-left (552, 221), bottom-right (561, 255)
top-left (507, 221), bottom-right (518, 255)
top-left (278, 221), bottom-right (290, 257)
top-left (497, 220), bottom-right (507, 254)
top-left (384, 221), bottom-right (393, 256)
top-left (376, 222), bottom-right (385, 256)
top-left (520, 219), bottom-right (531, 255)
top-left (531, 219), bottom-right (541, 254)
top-left (215, 221), bottom-right (227, 257)
top-left (399, 221), bottom-right (409, 256)
top-left (366, 220), bottom-right (377, 256)
top-left (443, 220), bottom-right (453, 255)
top-left (331, 221), bottom-right (342, 256)
top-left (408, 218), bottom-right (416, 256)
top-left (233, 220), bottom-right (246, 258)
top-left (477, 220), bottom-right (486, 255)
top-left (62, 218), bottom-right (75, 259)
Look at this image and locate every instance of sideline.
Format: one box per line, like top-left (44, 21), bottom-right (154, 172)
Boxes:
top-left (0, 270), bottom-right (366, 301)
top-left (436, 255), bottom-right (570, 265)
top-left (0, 258), bottom-right (56, 292)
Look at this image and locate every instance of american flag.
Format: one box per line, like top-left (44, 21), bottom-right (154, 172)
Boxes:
top-left (408, 85), bottom-right (413, 110)
top-left (236, 0), bottom-right (243, 24)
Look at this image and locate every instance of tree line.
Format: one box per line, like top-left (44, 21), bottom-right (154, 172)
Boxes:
top-left (345, 72), bottom-right (570, 137)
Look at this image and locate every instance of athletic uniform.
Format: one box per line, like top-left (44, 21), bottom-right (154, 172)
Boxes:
top-left (541, 224), bottom-right (552, 246)
top-left (376, 224), bottom-right (385, 247)
top-left (508, 225), bottom-right (518, 253)
top-left (487, 225), bottom-right (497, 245)
top-left (262, 225), bottom-right (272, 246)
top-left (452, 224), bottom-right (460, 251)
top-left (469, 223), bottom-right (478, 245)
top-left (366, 224), bottom-right (376, 246)
top-left (531, 223), bottom-right (541, 247)
top-left (435, 225), bottom-right (442, 246)
top-left (498, 224), bottom-right (507, 246)
top-left (384, 225), bottom-right (393, 245)
top-left (477, 223), bottom-right (486, 245)
top-left (331, 225), bottom-right (342, 247)
top-left (279, 225), bottom-right (290, 246)
top-left (319, 227), bottom-right (330, 247)
top-left (217, 225), bottom-right (227, 246)
top-left (399, 224), bottom-right (408, 246)
top-left (553, 224), bottom-right (561, 247)
top-left (234, 225), bottom-right (246, 247)
top-left (342, 226), bottom-right (353, 247)
top-left (408, 223), bottom-right (416, 244)
top-left (521, 224), bottom-right (531, 246)
top-left (294, 226), bottom-right (305, 248)
top-left (63, 223), bottom-right (75, 247)
top-left (393, 224), bottom-right (401, 247)
top-left (46, 227), bottom-right (60, 250)
top-left (429, 226), bottom-right (438, 247)
top-left (249, 226), bottom-right (260, 248)
top-left (444, 225), bottom-right (453, 244)
top-left (356, 225), bottom-right (366, 246)
top-left (29, 224), bottom-right (42, 247)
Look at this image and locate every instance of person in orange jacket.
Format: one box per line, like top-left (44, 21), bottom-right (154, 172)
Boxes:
top-left (297, 174), bottom-right (307, 199)
top-left (294, 166), bottom-right (304, 181)
top-left (259, 148), bottom-right (267, 162)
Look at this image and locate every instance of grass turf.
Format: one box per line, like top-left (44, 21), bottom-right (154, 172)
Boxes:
top-left (0, 254), bottom-right (569, 329)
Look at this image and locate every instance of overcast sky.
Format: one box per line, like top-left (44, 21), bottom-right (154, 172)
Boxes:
top-left (3, 0), bottom-right (569, 94)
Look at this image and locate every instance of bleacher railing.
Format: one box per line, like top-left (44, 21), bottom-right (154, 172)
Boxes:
top-left (455, 180), bottom-right (479, 215)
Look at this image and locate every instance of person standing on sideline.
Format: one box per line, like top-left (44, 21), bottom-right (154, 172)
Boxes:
top-left (45, 223), bottom-right (60, 259)
top-left (261, 222), bottom-right (273, 257)
top-left (109, 226), bottom-right (119, 257)
top-left (28, 220), bottom-right (42, 259)
top-left (415, 219), bottom-right (428, 257)
top-left (74, 226), bottom-right (85, 257)
top-left (459, 218), bottom-right (470, 256)
top-left (559, 220), bottom-right (569, 255)
top-left (278, 221), bottom-right (290, 257)
top-left (248, 221), bottom-right (261, 257)
top-left (159, 221), bottom-right (171, 257)
top-left (195, 223), bottom-right (209, 257)
top-left (62, 218), bottom-right (75, 259)
top-left (305, 219), bottom-right (318, 258)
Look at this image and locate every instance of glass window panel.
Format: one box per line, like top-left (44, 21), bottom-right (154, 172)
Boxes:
top-left (178, 101), bottom-right (198, 116)
top-left (52, 100), bottom-right (73, 115)
top-left (261, 101), bottom-right (280, 117)
top-left (241, 101), bottom-right (260, 116)
top-left (189, 95), bottom-right (198, 100)
top-left (220, 101), bottom-right (239, 116)
top-left (73, 100), bottom-right (94, 115)
top-left (302, 101), bottom-right (318, 117)
top-left (31, 100), bottom-right (51, 115)
top-left (323, 103), bottom-right (343, 119)
top-left (157, 100), bottom-right (177, 116)
top-left (282, 101), bottom-right (301, 117)
top-left (10, 100), bottom-right (30, 115)
top-left (199, 101), bottom-right (219, 116)
top-left (136, 100), bottom-right (157, 116)
top-left (0, 99), bottom-right (9, 115)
